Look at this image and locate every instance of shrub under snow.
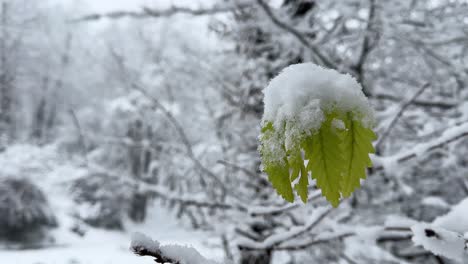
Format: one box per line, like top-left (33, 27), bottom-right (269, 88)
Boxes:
top-left (0, 177), bottom-right (57, 242)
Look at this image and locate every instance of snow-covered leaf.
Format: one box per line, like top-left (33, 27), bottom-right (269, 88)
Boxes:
top-left (259, 63), bottom-right (376, 206)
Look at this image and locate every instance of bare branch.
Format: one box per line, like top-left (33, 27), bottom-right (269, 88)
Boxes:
top-left (132, 83), bottom-right (233, 199)
top-left (248, 190), bottom-right (322, 217)
top-left (255, 0), bottom-right (336, 69)
top-left (70, 2), bottom-right (251, 22)
top-left (141, 182), bottom-right (248, 212)
top-left (375, 83), bottom-right (430, 152)
top-left (374, 93), bottom-right (457, 109)
top-left (68, 108), bottom-right (88, 166)
top-left (353, 0), bottom-right (379, 95)
top-left (217, 160), bottom-right (257, 178)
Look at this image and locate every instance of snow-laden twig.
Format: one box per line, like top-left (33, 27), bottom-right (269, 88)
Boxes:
top-left (131, 233), bottom-right (219, 264)
top-left (248, 190), bottom-right (322, 217)
top-left (239, 206), bottom-right (333, 250)
top-left (373, 121), bottom-right (468, 168)
top-left (391, 121), bottom-right (468, 163)
top-left (70, 2), bottom-right (251, 22)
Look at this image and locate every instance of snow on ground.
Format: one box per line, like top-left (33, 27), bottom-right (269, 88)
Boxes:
top-left (0, 205), bottom-right (223, 264)
top-left (0, 144), bottom-right (223, 264)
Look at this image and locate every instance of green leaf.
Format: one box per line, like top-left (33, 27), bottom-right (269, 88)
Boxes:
top-left (341, 113), bottom-right (377, 197)
top-left (260, 122), bottom-right (294, 202)
top-left (264, 160), bottom-right (294, 202)
top-left (288, 150), bottom-right (308, 203)
top-left (259, 111), bottom-right (376, 206)
top-left (294, 162), bottom-right (308, 203)
top-left (304, 113), bottom-right (345, 207)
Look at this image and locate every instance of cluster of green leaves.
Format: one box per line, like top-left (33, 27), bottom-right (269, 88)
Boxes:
top-left (260, 112), bottom-right (376, 207)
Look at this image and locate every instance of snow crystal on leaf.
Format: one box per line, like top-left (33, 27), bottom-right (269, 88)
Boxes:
top-left (331, 118), bottom-right (345, 131)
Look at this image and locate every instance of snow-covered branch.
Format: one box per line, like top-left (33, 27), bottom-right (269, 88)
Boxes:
top-left (248, 190), bottom-right (322, 217)
top-left (239, 207), bottom-right (333, 250)
top-left (411, 224), bottom-right (468, 262)
top-left (131, 233), bottom-right (219, 264)
top-left (389, 121), bottom-right (468, 164)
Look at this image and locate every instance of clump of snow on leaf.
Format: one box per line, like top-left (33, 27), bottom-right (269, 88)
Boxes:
top-left (261, 63), bottom-right (374, 159)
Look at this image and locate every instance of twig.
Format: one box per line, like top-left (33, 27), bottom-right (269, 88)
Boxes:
top-left (275, 232), bottom-right (354, 251)
top-left (70, 3), bottom-right (251, 22)
top-left (255, 0), bottom-right (336, 69)
top-left (374, 93), bottom-right (456, 109)
top-left (132, 83), bottom-right (232, 198)
top-left (353, 0), bottom-right (379, 96)
top-left (248, 190), bottom-right (322, 217)
top-left (68, 108), bottom-right (88, 166)
top-left (375, 83), bottom-right (430, 152)
top-left (123, 168), bottom-right (249, 212)
top-left (239, 207), bottom-right (333, 250)
top-left (373, 121), bottom-right (468, 168)
top-left (217, 160), bottom-right (257, 178)
top-left (393, 122), bottom-right (468, 163)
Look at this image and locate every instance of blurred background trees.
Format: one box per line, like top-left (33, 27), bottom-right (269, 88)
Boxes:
top-left (0, 0), bottom-right (467, 263)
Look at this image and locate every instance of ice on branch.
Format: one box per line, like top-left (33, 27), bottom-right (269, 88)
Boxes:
top-left (130, 232), bottom-right (219, 264)
top-left (259, 63), bottom-right (376, 206)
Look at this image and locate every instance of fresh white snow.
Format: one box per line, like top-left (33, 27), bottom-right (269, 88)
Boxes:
top-left (433, 197), bottom-right (468, 234)
top-left (0, 144), bottom-right (223, 264)
top-left (261, 63), bottom-right (374, 157)
top-left (411, 223), bottom-right (466, 262)
top-left (262, 63), bottom-right (374, 132)
top-left (131, 232), bottom-right (220, 264)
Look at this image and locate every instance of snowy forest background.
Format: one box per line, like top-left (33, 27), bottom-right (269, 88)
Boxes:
top-left (1, 0), bottom-right (468, 263)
